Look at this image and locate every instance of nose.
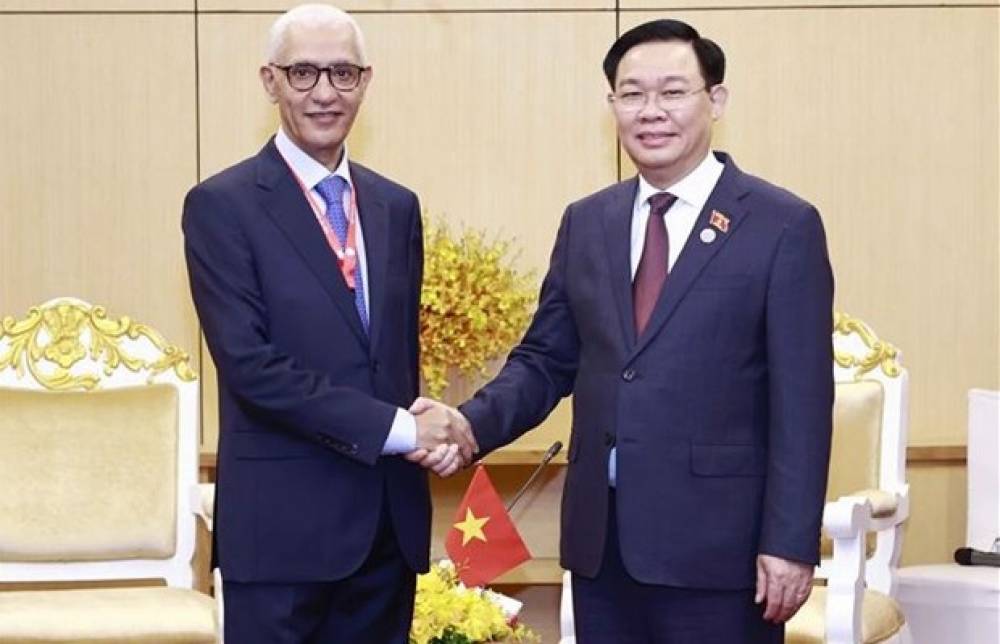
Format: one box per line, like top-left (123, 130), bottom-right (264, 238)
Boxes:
top-left (637, 95), bottom-right (667, 121)
top-left (310, 71), bottom-right (339, 102)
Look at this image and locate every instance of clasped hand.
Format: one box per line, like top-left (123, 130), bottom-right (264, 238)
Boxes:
top-left (404, 397), bottom-right (478, 478)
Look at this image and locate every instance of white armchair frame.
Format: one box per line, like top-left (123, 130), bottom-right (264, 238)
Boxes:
top-left (191, 481), bottom-right (225, 640)
top-left (0, 297), bottom-right (218, 641)
top-left (788, 312), bottom-right (912, 644)
top-left (823, 312), bottom-right (910, 596)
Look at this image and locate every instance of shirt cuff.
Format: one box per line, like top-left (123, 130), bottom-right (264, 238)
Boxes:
top-left (382, 408), bottom-right (417, 454)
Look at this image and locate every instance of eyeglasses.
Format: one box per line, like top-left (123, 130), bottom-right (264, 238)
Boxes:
top-left (270, 62), bottom-right (370, 92)
top-left (608, 85), bottom-right (709, 112)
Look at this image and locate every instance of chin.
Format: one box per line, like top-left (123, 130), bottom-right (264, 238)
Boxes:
top-left (303, 136), bottom-right (345, 156)
top-left (634, 155), bottom-right (679, 174)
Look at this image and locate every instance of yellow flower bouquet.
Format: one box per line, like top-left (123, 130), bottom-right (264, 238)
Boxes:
top-left (411, 560), bottom-right (539, 644)
top-left (420, 219), bottom-right (536, 399)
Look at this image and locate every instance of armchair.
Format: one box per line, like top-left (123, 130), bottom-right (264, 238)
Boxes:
top-left (785, 312), bottom-right (911, 643)
top-left (0, 298), bottom-right (218, 643)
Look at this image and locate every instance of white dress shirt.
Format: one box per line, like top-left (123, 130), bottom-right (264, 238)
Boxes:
top-left (276, 128), bottom-right (416, 455)
top-left (610, 151), bottom-right (725, 487)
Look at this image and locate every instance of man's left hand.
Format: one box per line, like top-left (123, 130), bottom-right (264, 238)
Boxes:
top-left (755, 553), bottom-right (814, 623)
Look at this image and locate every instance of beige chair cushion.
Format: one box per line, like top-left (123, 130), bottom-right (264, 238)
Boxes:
top-left (0, 586), bottom-right (216, 643)
top-left (786, 586), bottom-right (905, 644)
top-left (821, 380), bottom-right (884, 557)
top-left (0, 386), bottom-right (178, 561)
top-left (850, 488), bottom-right (898, 519)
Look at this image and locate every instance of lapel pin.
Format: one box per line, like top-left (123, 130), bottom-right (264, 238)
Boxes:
top-left (699, 228), bottom-right (717, 244)
top-left (709, 210), bottom-right (730, 233)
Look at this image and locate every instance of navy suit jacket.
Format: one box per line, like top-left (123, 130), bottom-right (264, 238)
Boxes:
top-left (461, 153), bottom-right (834, 590)
top-left (182, 139), bottom-right (429, 582)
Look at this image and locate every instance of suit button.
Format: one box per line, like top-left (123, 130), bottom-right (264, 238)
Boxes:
top-left (622, 368), bottom-right (636, 382)
top-left (604, 432), bottom-right (615, 447)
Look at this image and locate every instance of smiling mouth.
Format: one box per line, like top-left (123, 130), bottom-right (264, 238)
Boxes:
top-left (307, 112), bottom-right (342, 123)
top-left (637, 132), bottom-right (675, 145)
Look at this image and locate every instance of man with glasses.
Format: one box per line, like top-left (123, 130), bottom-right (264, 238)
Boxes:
top-left (182, 4), bottom-right (475, 642)
top-left (419, 18), bottom-right (835, 643)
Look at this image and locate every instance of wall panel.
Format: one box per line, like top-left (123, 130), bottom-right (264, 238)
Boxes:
top-left (0, 1), bottom-right (992, 571)
top-left (620, 8), bottom-right (1000, 447)
top-left (0, 1), bottom-right (191, 10)
top-left (903, 463), bottom-right (967, 566)
top-left (622, 1), bottom-right (996, 8)
top-left (0, 14), bottom-right (199, 365)
top-left (198, 1), bottom-right (612, 11)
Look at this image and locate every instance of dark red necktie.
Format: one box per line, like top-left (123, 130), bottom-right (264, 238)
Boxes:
top-left (633, 192), bottom-right (676, 336)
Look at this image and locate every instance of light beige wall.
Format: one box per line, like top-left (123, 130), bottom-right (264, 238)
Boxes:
top-left (904, 463), bottom-right (968, 566)
top-left (0, 1), bottom-right (995, 567)
top-left (0, 12), bottom-right (199, 369)
top-left (621, 6), bottom-right (1000, 447)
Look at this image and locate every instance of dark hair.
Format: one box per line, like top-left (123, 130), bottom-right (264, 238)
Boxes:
top-left (603, 19), bottom-right (725, 89)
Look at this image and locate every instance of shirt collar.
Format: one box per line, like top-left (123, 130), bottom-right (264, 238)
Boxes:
top-left (275, 127), bottom-right (354, 191)
top-left (635, 151), bottom-right (724, 212)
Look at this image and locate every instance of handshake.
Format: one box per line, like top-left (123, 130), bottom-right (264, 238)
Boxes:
top-left (404, 397), bottom-right (479, 478)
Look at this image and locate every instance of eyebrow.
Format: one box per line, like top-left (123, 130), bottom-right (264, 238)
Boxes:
top-left (618, 74), bottom-right (692, 87)
top-left (286, 58), bottom-right (360, 66)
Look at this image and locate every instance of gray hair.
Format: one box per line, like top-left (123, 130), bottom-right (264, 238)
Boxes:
top-left (265, 3), bottom-right (368, 65)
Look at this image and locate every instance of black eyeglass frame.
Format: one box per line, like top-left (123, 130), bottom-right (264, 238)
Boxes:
top-left (270, 62), bottom-right (371, 92)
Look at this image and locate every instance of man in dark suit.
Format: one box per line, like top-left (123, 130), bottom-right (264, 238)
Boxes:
top-left (423, 18), bottom-right (834, 643)
top-left (182, 5), bottom-right (474, 642)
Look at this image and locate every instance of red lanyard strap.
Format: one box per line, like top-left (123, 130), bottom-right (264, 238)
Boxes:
top-left (279, 152), bottom-right (361, 289)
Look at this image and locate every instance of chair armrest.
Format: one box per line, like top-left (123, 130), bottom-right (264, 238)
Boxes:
top-left (824, 494), bottom-right (874, 538)
top-left (822, 495), bottom-right (873, 643)
top-left (188, 485), bottom-right (222, 641)
top-left (189, 483), bottom-right (215, 532)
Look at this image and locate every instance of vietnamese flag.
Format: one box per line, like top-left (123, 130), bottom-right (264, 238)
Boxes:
top-left (445, 464), bottom-right (531, 587)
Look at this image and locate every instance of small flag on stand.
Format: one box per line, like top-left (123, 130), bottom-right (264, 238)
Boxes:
top-left (445, 464), bottom-right (531, 587)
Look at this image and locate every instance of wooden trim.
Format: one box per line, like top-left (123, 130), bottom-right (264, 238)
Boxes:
top-left (198, 444), bottom-right (969, 480)
top-left (906, 445), bottom-right (967, 464)
top-left (199, 452), bottom-right (216, 483)
top-left (493, 557), bottom-right (563, 586)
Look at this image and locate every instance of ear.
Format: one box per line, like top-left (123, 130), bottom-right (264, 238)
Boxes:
top-left (260, 65), bottom-right (279, 104)
top-left (708, 84), bottom-right (728, 120)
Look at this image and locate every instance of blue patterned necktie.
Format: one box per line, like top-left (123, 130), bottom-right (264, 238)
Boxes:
top-left (315, 174), bottom-right (369, 333)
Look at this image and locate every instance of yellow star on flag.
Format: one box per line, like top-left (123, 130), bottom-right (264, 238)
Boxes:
top-left (453, 507), bottom-right (490, 546)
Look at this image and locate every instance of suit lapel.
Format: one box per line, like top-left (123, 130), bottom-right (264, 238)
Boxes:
top-left (256, 140), bottom-right (368, 345)
top-left (351, 163), bottom-right (390, 354)
top-left (629, 158), bottom-right (750, 360)
top-left (599, 178), bottom-right (640, 350)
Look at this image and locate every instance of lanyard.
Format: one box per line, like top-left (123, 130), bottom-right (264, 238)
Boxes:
top-left (279, 152), bottom-right (362, 290)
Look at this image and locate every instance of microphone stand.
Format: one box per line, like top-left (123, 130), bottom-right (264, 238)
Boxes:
top-left (506, 441), bottom-right (563, 513)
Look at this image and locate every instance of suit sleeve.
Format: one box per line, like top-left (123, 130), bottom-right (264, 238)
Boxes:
top-left (182, 183), bottom-right (403, 466)
top-left (758, 205), bottom-right (835, 565)
top-left (460, 206), bottom-right (580, 456)
top-left (408, 195), bottom-right (424, 405)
